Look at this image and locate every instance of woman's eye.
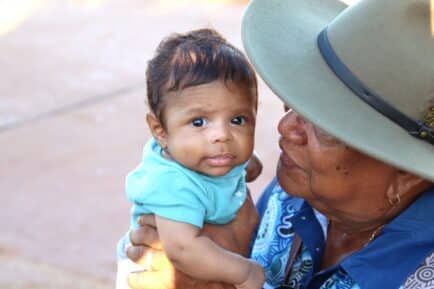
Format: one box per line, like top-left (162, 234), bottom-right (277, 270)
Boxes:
top-left (191, 118), bottom-right (208, 127)
top-left (313, 125), bottom-right (340, 144)
top-left (231, 116), bottom-right (246, 125)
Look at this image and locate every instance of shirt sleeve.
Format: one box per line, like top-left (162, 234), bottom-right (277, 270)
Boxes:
top-left (127, 170), bottom-right (207, 228)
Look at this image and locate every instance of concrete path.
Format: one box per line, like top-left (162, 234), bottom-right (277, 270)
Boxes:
top-left (0, 0), bottom-right (282, 287)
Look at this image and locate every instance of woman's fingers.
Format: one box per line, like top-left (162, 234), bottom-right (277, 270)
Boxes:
top-left (129, 224), bottom-right (162, 249)
top-left (127, 266), bottom-right (233, 289)
top-left (127, 250), bottom-right (176, 289)
top-left (126, 245), bottom-right (146, 263)
top-left (137, 214), bottom-right (157, 227)
top-left (126, 245), bottom-right (169, 270)
top-left (127, 270), bottom-right (175, 289)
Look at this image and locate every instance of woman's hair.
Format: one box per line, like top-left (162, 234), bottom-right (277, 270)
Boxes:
top-left (146, 28), bottom-right (258, 123)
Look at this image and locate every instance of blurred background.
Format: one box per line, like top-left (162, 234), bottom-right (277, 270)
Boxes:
top-left (0, 0), bottom-right (283, 287)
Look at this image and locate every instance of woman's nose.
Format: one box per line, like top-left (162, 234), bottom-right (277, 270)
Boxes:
top-left (278, 109), bottom-right (308, 145)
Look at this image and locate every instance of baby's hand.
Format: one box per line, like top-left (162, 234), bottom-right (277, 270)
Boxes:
top-left (245, 152), bottom-right (262, 182)
top-left (235, 261), bottom-right (265, 289)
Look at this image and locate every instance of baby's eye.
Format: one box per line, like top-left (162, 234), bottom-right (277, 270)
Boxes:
top-left (191, 118), bottom-right (208, 127)
top-left (231, 116), bottom-right (246, 125)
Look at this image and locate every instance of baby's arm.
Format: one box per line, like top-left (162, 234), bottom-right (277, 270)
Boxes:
top-left (155, 215), bottom-right (264, 289)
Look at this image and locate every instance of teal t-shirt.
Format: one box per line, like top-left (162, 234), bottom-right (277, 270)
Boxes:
top-left (127, 138), bottom-right (248, 229)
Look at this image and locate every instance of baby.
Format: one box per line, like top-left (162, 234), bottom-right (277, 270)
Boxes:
top-left (117, 28), bottom-right (264, 289)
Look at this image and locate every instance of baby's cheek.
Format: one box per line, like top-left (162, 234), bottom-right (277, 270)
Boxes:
top-left (241, 142), bottom-right (255, 163)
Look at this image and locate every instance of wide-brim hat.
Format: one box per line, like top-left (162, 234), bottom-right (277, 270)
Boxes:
top-left (242, 0), bottom-right (434, 182)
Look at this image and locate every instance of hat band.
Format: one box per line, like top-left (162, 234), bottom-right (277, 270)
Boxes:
top-left (317, 28), bottom-right (434, 145)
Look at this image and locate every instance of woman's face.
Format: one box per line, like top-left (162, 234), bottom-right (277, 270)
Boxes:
top-left (277, 107), bottom-right (400, 226)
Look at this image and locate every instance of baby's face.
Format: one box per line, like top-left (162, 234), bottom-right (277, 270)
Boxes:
top-left (161, 81), bottom-right (257, 176)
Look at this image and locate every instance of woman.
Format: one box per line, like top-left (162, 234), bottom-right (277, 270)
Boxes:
top-left (125, 0), bottom-right (434, 288)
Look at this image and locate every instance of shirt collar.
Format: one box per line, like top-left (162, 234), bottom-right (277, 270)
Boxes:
top-left (290, 202), bottom-right (326, 273)
top-left (341, 186), bottom-right (434, 289)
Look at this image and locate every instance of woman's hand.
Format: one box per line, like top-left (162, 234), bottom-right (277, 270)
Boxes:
top-left (126, 192), bottom-right (260, 289)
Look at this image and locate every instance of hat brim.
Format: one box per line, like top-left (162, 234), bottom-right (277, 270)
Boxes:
top-left (242, 0), bottom-right (434, 182)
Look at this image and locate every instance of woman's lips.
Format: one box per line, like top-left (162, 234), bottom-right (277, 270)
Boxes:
top-left (278, 138), bottom-right (299, 169)
top-left (205, 154), bottom-right (235, 166)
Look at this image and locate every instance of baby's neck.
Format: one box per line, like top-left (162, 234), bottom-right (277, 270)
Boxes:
top-left (160, 148), bottom-right (173, 160)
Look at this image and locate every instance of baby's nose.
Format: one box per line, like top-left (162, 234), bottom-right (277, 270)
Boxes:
top-left (210, 123), bottom-right (232, 143)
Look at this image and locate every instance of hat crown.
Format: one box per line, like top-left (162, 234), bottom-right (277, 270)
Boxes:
top-left (328, 0), bottom-right (434, 121)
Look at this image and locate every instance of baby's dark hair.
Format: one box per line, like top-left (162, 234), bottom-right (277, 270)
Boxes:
top-left (146, 28), bottom-right (258, 122)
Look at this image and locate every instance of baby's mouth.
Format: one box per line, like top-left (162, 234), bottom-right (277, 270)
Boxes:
top-left (205, 154), bottom-right (235, 166)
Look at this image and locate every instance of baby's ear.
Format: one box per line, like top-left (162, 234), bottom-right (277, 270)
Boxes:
top-left (146, 113), bottom-right (168, 148)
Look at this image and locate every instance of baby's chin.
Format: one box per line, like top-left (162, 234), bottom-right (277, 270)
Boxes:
top-left (196, 166), bottom-right (234, 177)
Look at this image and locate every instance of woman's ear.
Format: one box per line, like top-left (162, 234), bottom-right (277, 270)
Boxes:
top-left (146, 113), bottom-right (168, 148)
top-left (387, 170), bottom-right (432, 207)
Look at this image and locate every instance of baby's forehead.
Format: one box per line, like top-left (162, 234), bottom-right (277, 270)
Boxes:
top-left (163, 82), bottom-right (256, 112)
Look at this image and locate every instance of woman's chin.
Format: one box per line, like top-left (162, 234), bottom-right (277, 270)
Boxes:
top-left (277, 162), bottom-right (309, 197)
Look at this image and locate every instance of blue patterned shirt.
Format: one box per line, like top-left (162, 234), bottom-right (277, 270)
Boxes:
top-left (251, 178), bottom-right (434, 289)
